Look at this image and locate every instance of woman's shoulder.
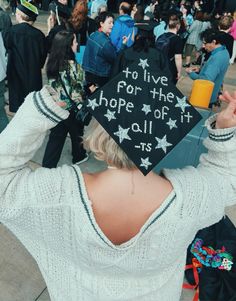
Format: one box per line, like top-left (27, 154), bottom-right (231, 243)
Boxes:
top-left (83, 169), bottom-right (173, 196)
top-left (89, 30), bottom-right (106, 41)
top-left (163, 166), bottom-right (205, 209)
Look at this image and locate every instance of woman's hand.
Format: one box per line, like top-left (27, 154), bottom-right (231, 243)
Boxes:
top-left (57, 101), bottom-right (67, 108)
top-left (185, 66), bottom-right (199, 73)
top-left (176, 71), bottom-right (181, 81)
top-left (216, 91), bottom-right (236, 129)
top-left (46, 86), bottom-right (67, 109)
top-left (89, 84), bottom-right (98, 94)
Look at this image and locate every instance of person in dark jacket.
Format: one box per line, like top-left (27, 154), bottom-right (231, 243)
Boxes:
top-left (218, 15), bottom-right (234, 58)
top-left (46, 1), bottom-right (72, 52)
top-left (69, 0), bottom-right (96, 64)
top-left (3, 0), bottom-right (47, 113)
top-left (0, 5), bottom-right (12, 34)
top-left (157, 15), bottom-right (184, 85)
top-left (82, 11), bottom-right (128, 88)
top-left (112, 22), bottom-right (171, 78)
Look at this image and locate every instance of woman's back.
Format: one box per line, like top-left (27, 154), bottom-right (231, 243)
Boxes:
top-left (1, 85), bottom-right (236, 300)
top-left (83, 169), bottom-right (173, 245)
top-left (186, 19), bottom-right (203, 45)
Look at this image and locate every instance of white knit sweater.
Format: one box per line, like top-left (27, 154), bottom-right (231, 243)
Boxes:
top-left (0, 86), bottom-right (236, 301)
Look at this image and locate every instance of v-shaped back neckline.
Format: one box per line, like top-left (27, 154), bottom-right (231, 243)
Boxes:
top-left (72, 166), bottom-right (176, 250)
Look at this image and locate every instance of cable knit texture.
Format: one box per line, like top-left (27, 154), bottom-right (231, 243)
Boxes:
top-left (0, 87), bottom-right (236, 301)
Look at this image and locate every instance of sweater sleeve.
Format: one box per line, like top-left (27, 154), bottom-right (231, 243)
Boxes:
top-left (0, 86), bottom-right (70, 219)
top-left (197, 114), bottom-right (236, 206)
top-left (164, 114), bottom-right (236, 230)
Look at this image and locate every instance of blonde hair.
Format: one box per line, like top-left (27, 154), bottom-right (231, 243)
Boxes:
top-left (83, 118), bottom-right (136, 169)
top-left (218, 15), bottom-right (233, 30)
top-left (168, 15), bottom-right (180, 29)
top-left (16, 8), bottom-right (33, 22)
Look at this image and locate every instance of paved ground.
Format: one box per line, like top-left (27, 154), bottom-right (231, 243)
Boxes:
top-left (1, 10), bottom-right (236, 301)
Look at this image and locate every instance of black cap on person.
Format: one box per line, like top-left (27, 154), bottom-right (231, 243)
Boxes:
top-left (52, 1), bottom-right (71, 19)
top-left (85, 59), bottom-right (202, 175)
top-left (17, 0), bottom-right (38, 21)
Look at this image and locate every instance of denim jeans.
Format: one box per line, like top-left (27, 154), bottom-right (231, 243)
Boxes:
top-left (0, 80), bottom-right (9, 133)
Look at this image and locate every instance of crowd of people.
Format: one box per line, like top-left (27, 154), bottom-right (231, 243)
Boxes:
top-left (0, 0), bottom-right (235, 114)
top-left (1, 0), bottom-right (236, 300)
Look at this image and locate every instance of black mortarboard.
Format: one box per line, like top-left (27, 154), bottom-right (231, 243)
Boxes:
top-left (85, 59), bottom-right (202, 175)
top-left (17, 0), bottom-right (38, 21)
top-left (135, 21), bottom-right (155, 38)
top-left (53, 1), bottom-right (71, 19)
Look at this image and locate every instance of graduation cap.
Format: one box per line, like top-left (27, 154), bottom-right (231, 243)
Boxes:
top-left (17, 0), bottom-right (38, 21)
top-left (52, 1), bottom-right (71, 20)
top-left (135, 22), bottom-right (155, 38)
top-left (85, 59), bottom-right (202, 175)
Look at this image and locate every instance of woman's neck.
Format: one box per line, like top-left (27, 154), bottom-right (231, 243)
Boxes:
top-left (99, 28), bottom-right (109, 36)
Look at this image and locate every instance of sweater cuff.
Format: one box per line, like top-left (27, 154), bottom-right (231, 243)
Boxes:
top-left (29, 85), bottom-right (69, 124)
top-left (205, 114), bottom-right (236, 142)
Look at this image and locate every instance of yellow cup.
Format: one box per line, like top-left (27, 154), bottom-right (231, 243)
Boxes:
top-left (189, 79), bottom-right (214, 109)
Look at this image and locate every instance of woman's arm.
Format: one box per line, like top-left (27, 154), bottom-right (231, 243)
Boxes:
top-left (174, 54), bottom-right (183, 81)
top-left (164, 91), bottom-right (236, 229)
top-left (0, 86), bottom-right (69, 216)
top-left (187, 56), bottom-right (220, 81)
top-left (100, 38), bottom-right (118, 64)
top-left (0, 86), bottom-right (69, 173)
top-left (101, 35), bottom-right (128, 65)
top-left (197, 91), bottom-right (236, 206)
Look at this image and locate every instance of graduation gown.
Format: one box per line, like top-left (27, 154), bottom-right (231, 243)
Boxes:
top-left (4, 23), bottom-right (47, 112)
